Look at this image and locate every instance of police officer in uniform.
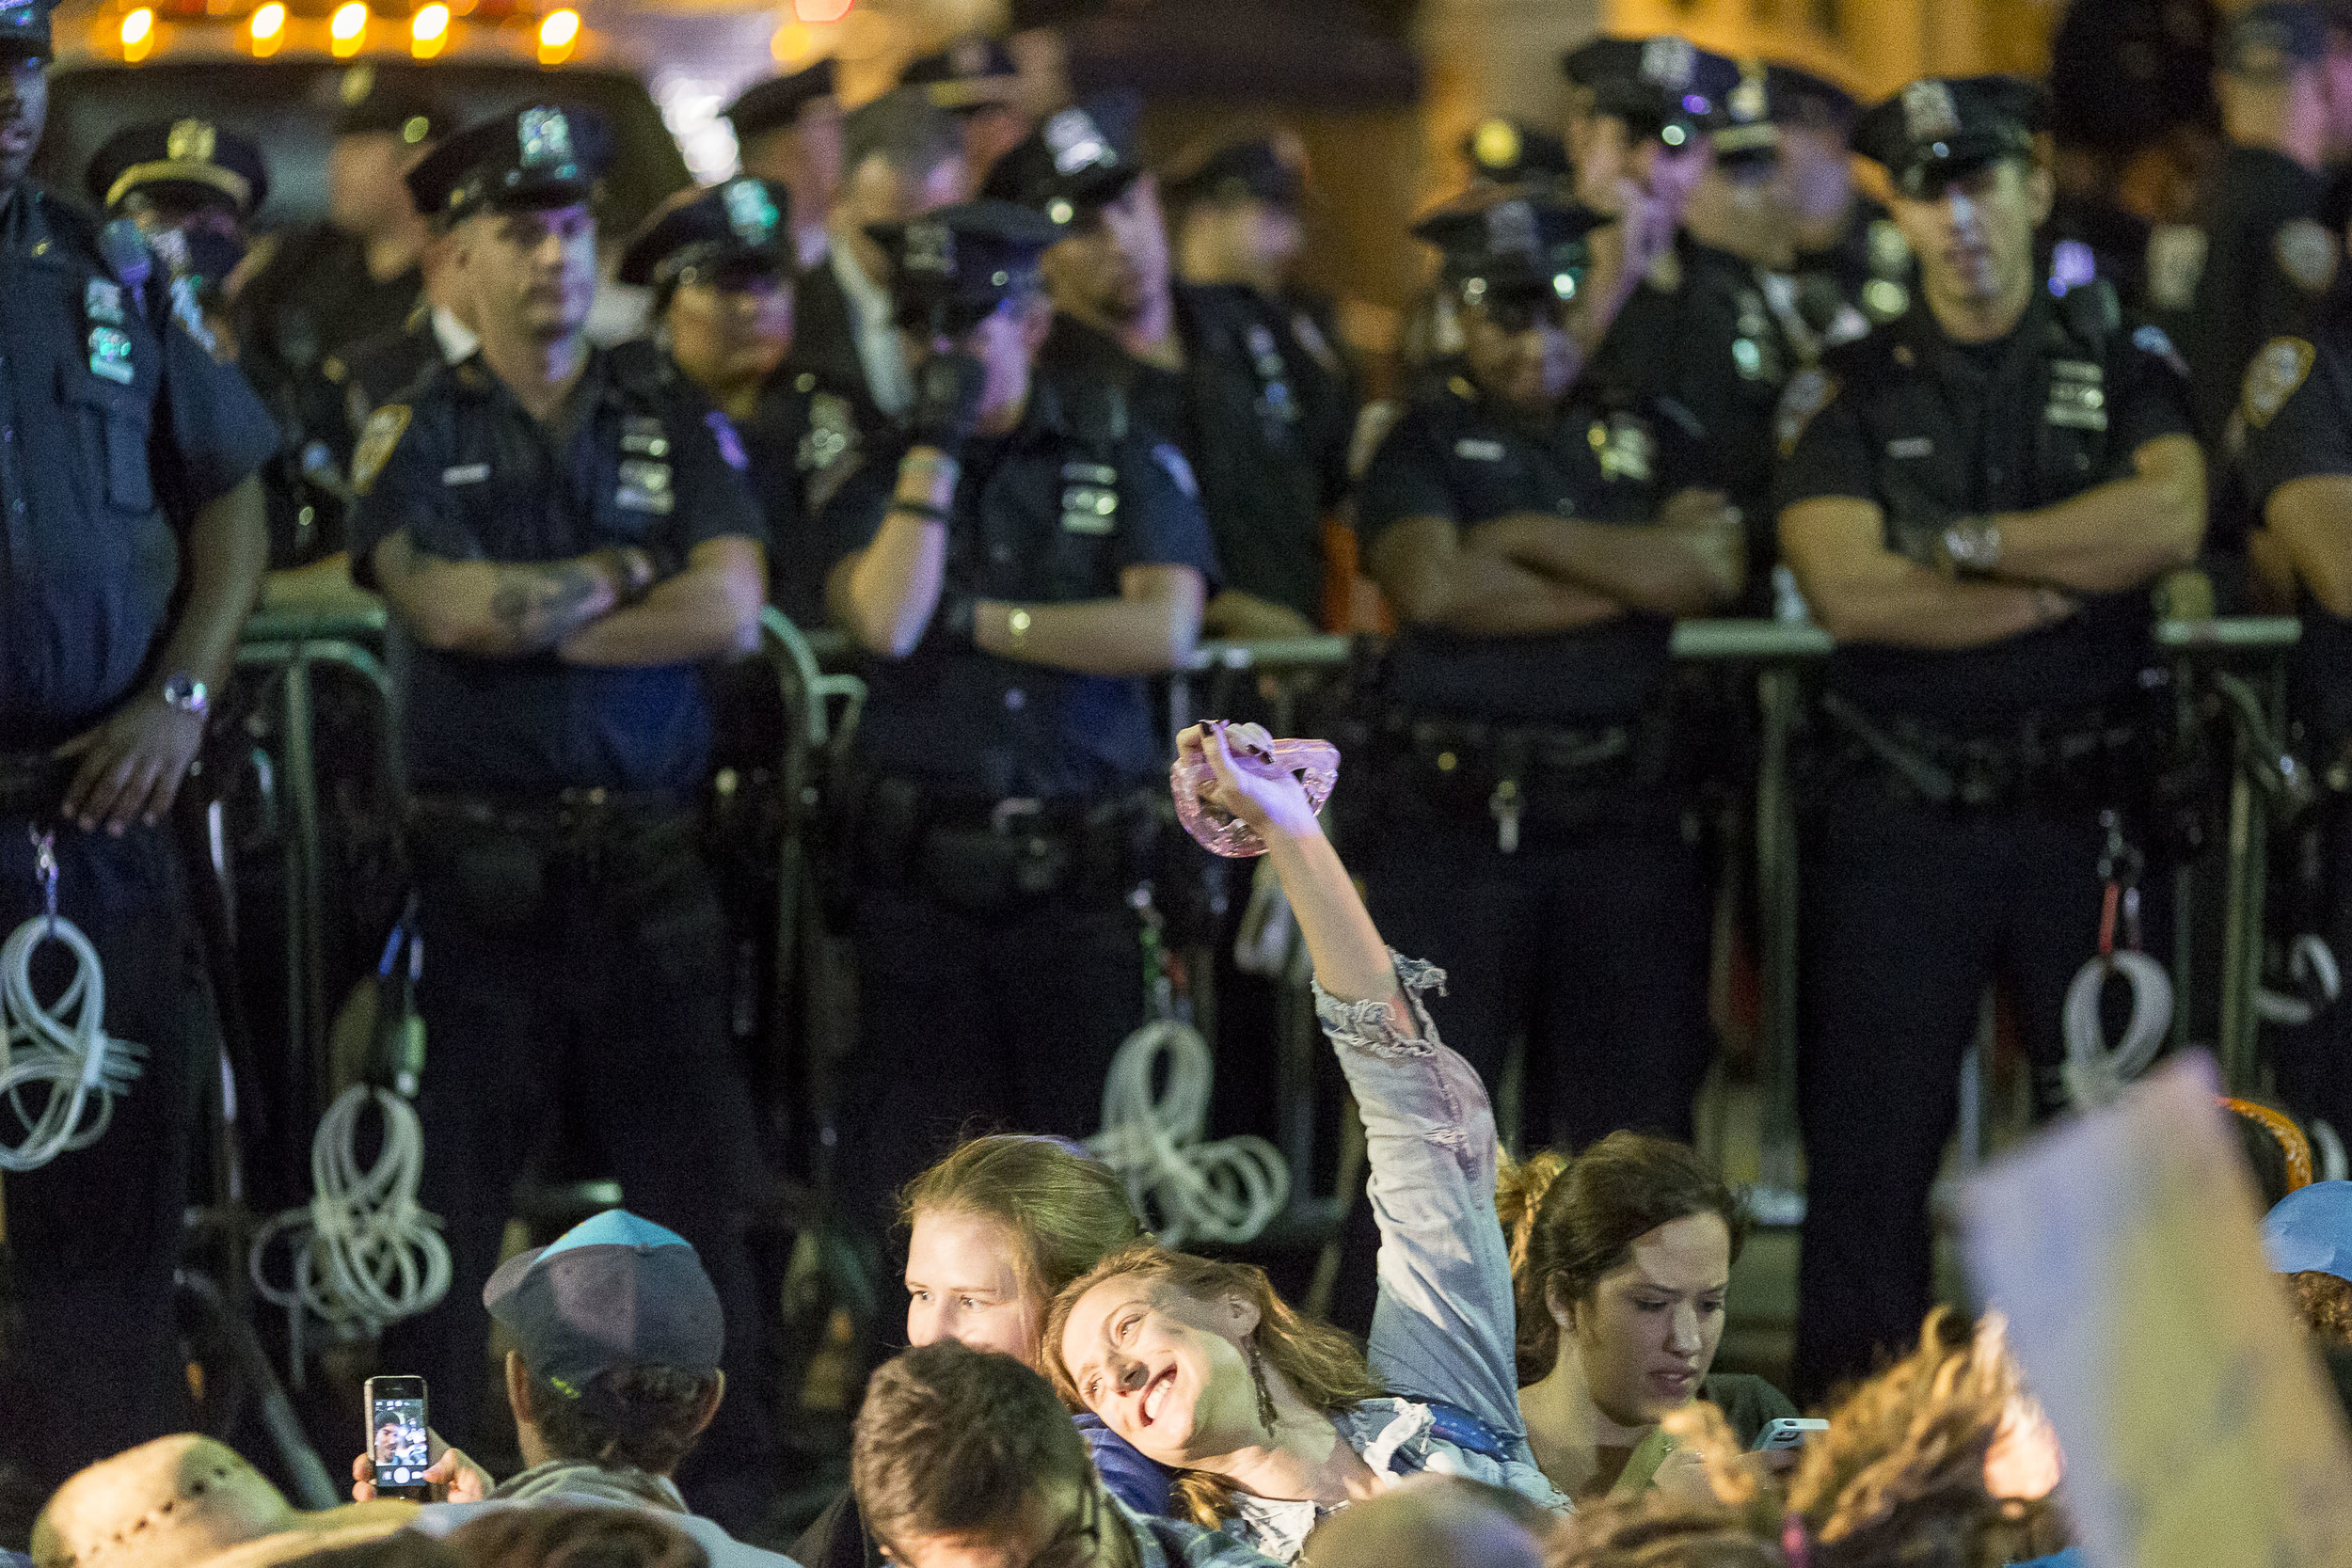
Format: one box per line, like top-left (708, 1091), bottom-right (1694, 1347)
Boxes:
top-left (1355, 186), bottom-right (1742, 1148)
top-left (616, 179), bottom-right (823, 622)
top-left (820, 199), bottom-right (1216, 1229)
top-left (1775, 77), bottom-right (2204, 1400)
top-left (1770, 63), bottom-right (1902, 338)
top-left (85, 118), bottom-right (267, 358)
top-left (901, 36), bottom-right (1031, 183)
top-left (723, 59), bottom-right (841, 271)
top-left (0, 0), bottom-right (279, 1491)
top-left (347, 107), bottom-right (774, 1518)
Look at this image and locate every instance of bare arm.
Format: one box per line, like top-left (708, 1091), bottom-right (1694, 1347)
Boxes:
top-left (1979, 435), bottom-right (2206, 594)
top-left (833, 447), bottom-right (959, 657)
top-left (1469, 487), bottom-right (1743, 616)
top-left (973, 563), bottom-right (1206, 675)
top-left (368, 532), bottom-right (643, 657)
top-left (1368, 514), bottom-right (1626, 636)
top-left (558, 536), bottom-right (766, 666)
top-left (2265, 474), bottom-right (2352, 617)
top-left (259, 552), bottom-right (379, 613)
top-left (1781, 495), bottom-right (2077, 649)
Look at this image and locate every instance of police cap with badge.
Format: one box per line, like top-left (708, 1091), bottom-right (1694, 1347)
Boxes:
top-left (333, 65), bottom-right (446, 146)
top-left (901, 36), bottom-right (1021, 111)
top-left (1412, 185), bottom-right (1604, 329)
top-left (1712, 58), bottom-right (1782, 170)
top-left (1161, 135), bottom-right (1308, 214)
top-left (978, 97), bottom-right (1139, 227)
top-left (723, 58), bottom-right (835, 142)
top-left (1560, 35), bottom-right (1740, 148)
top-left (1462, 119), bottom-right (1570, 187)
top-left (405, 103), bottom-right (613, 222)
top-left (1850, 74), bottom-right (2044, 199)
top-left (869, 198), bottom-right (1058, 337)
top-left (1766, 61), bottom-right (1859, 133)
top-left (87, 119), bottom-right (269, 220)
top-left (0, 0), bottom-right (57, 57)
top-left (618, 179), bottom-right (792, 304)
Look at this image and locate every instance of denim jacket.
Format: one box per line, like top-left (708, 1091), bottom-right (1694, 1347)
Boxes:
top-left (1225, 956), bottom-right (1570, 1562)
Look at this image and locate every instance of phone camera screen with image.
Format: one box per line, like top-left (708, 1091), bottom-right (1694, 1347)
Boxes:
top-left (371, 1400), bottom-right (429, 1486)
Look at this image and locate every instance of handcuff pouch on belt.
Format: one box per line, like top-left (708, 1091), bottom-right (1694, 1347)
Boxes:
top-left (1384, 713), bottom-right (1666, 851)
top-left (848, 774), bottom-right (1159, 916)
top-left (1820, 692), bottom-right (2142, 813)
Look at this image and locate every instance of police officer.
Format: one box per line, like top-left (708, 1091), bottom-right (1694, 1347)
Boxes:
top-left (85, 118), bottom-right (267, 357)
top-left (1354, 185), bottom-right (1741, 1149)
top-left (616, 179), bottom-right (823, 622)
top-left (1770, 63), bottom-right (1902, 338)
top-left (1463, 117), bottom-right (1572, 191)
top-left (1163, 136), bottom-right (1359, 637)
top-left (820, 199), bottom-right (1216, 1230)
top-left (2167, 5), bottom-right (2338, 467)
top-left (1774, 76), bottom-right (2204, 1401)
top-left (723, 58), bottom-right (841, 271)
top-left (0, 0), bottom-right (278, 1491)
top-left (901, 36), bottom-right (1032, 183)
top-left (346, 106), bottom-right (774, 1516)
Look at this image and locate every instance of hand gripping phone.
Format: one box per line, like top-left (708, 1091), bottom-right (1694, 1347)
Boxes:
top-left (362, 1375), bottom-right (432, 1500)
top-left (1752, 1417), bottom-right (1829, 1452)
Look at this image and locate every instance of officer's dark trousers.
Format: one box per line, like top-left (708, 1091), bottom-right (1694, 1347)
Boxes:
top-left (0, 820), bottom-right (199, 1499)
top-left (1357, 808), bottom-right (1715, 1149)
top-left (380, 806), bottom-right (771, 1526)
top-left (1791, 778), bottom-right (2115, 1403)
top-left (839, 884), bottom-right (1143, 1232)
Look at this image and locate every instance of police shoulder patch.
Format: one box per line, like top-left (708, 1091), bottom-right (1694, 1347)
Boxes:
top-left (1775, 368), bottom-right (1838, 456)
top-left (1151, 441), bottom-right (1199, 499)
top-left (2276, 218), bottom-right (2340, 295)
top-left (351, 404), bottom-right (411, 496)
top-left (2240, 336), bottom-right (2317, 431)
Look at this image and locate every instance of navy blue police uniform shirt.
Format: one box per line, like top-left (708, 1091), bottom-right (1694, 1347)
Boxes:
top-left (1773, 286), bottom-right (2194, 732)
top-left (1354, 372), bottom-right (1688, 725)
top-left (821, 387), bottom-right (1220, 803)
top-left (2238, 315), bottom-right (2352, 738)
top-left (348, 349), bottom-right (763, 795)
top-left (0, 185), bottom-right (281, 752)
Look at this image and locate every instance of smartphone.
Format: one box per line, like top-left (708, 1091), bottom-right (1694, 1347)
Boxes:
top-left (362, 1375), bottom-right (432, 1500)
top-left (1752, 1417), bottom-right (1829, 1452)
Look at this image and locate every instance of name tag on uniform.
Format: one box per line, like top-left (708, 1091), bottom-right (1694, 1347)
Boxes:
top-left (617, 457), bottom-right (674, 514)
top-left (620, 415), bottom-right (671, 458)
top-left (1061, 482), bottom-right (1118, 534)
top-left (442, 463), bottom-right (489, 485)
top-left (2046, 359), bottom-right (2107, 432)
top-left (1454, 438), bottom-right (1505, 461)
top-left (1886, 436), bottom-right (1933, 459)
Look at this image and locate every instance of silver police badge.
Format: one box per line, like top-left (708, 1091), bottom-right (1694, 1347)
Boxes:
top-left (902, 219), bottom-right (954, 277)
top-left (2241, 336), bottom-right (2316, 431)
top-left (1640, 36), bottom-right (1694, 88)
top-left (1900, 80), bottom-right (1961, 142)
top-left (167, 119), bottom-right (217, 165)
top-left (1044, 108), bottom-right (1111, 176)
top-left (723, 180), bottom-right (780, 245)
top-left (1484, 198), bottom-right (1538, 259)
top-left (517, 107), bottom-right (573, 171)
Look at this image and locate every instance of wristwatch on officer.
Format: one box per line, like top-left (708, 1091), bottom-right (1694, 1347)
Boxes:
top-left (159, 673), bottom-right (210, 719)
top-left (1936, 516), bottom-right (2003, 577)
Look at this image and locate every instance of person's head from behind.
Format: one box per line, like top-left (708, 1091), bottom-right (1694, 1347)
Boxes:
top-left (2264, 1178), bottom-right (2352, 1346)
top-left (1547, 1494), bottom-right (1783, 1568)
top-left (326, 80), bottom-right (444, 240)
top-left (1302, 1477), bottom-right (1558, 1568)
top-left (876, 201), bottom-right (1061, 436)
top-left (900, 1133), bottom-right (1140, 1365)
top-left (442, 1508), bottom-right (707, 1568)
top-left (1502, 1133), bottom-right (1744, 1427)
top-left (1413, 187), bottom-right (1598, 413)
top-left (2216, 3), bottom-right (2335, 164)
top-left (484, 1210), bottom-right (726, 1479)
top-left (1854, 77), bottom-right (2051, 316)
top-left (1163, 136), bottom-right (1308, 295)
top-left (835, 91), bottom-right (969, 265)
top-left (410, 106), bottom-right (612, 348)
top-left (1047, 1241), bottom-right (1384, 1515)
top-left (852, 1341), bottom-right (1115, 1568)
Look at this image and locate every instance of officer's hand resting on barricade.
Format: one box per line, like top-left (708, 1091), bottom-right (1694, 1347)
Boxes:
top-left (1177, 721), bottom-right (1321, 842)
top-left (908, 351), bottom-right (988, 457)
top-left (55, 696), bottom-right (206, 835)
top-left (351, 1430), bottom-right (493, 1504)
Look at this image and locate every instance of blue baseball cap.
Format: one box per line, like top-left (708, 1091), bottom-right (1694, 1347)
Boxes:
top-left (484, 1210), bottom-right (723, 1398)
top-left (2265, 1180), bottom-right (2352, 1280)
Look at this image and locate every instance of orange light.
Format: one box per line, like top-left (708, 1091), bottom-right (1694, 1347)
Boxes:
top-left (120, 7), bottom-right (153, 57)
top-left (771, 20), bottom-right (815, 61)
top-left (535, 8), bottom-right (577, 60)
top-left (793, 0), bottom-right (850, 21)
top-left (329, 0), bottom-right (366, 53)
top-left (409, 2), bottom-right (447, 55)
top-left (249, 0), bottom-right (283, 37)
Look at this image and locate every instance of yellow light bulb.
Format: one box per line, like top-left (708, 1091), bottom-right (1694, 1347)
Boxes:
top-left (119, 8), bottom-right (152, 43)
top-left (330, 2), bottom-right (366, 38)
top-left (249, 2), bottom-right (284, 39)
top-left (537, 8), bottom-right (577, 46)
top-left (409, 2), bottom-right (446, 54)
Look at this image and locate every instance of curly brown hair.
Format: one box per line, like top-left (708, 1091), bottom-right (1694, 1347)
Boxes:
top-left (442, 1508), bottom-right (707, 1568)
top-left (2290, 1270), bottom-right (2352, 1347)
top-left (1041, 1240), bottom-right (1387, 1530)
top-left (1496, 1134), bottom-right (1748, 1386)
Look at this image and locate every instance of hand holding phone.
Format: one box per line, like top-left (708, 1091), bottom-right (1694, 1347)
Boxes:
top-left (1751, 1417), bottom-right (1829, 1452)
top-left (362, 1376), bottom-right (433, 1501)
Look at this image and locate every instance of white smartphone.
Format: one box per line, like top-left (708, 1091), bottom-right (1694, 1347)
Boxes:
top-left (1752, 1417), bottom-right (1829, 1452)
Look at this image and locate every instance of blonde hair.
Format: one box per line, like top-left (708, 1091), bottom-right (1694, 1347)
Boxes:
top-left (2290, 1270), bottom-right (2352, 1348)
top-left (900, 1134), bottom-right (1140, 1305)
top-left (1042, 1241), bottom-right (1388, 1529)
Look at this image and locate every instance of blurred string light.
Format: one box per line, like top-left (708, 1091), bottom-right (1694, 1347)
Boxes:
top-left (248, 0), bottom-right (283, 53)
top-left (537, 7), bottom-right (578, 62)
top-left (329, 0), bottom-right (366, 55)
top-left (410, 2), bottom-right (448, 57)
top-left (120, 6), bottom-right (153, 60)
top-left (654, 72), bottom-right (739, 183)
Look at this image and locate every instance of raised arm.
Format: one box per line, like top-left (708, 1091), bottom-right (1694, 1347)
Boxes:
top-left (1180, 723), bottom-right (1528, 1442)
